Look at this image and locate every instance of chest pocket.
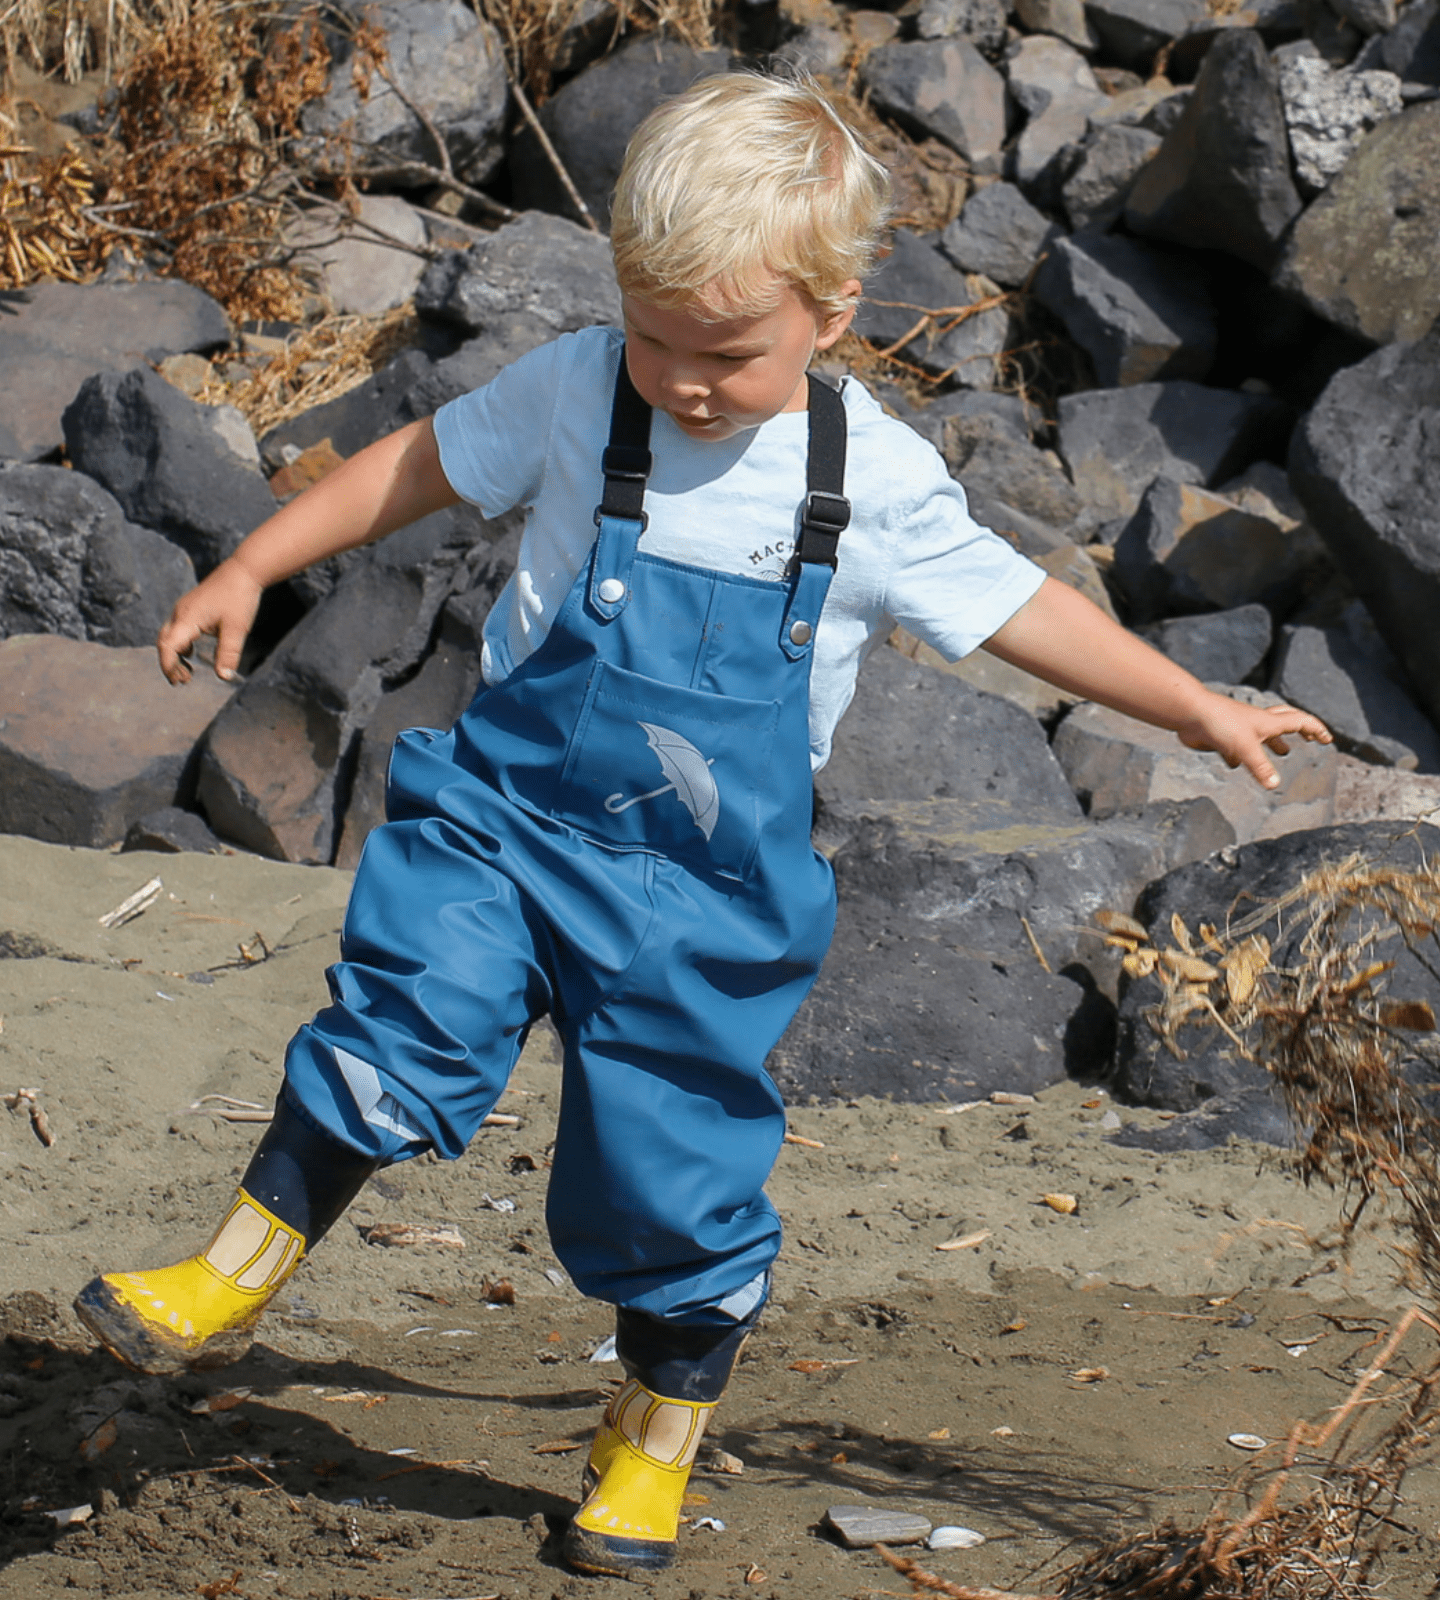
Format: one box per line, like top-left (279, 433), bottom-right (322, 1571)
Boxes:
top-left (553, 659), bottom-right (779, 883)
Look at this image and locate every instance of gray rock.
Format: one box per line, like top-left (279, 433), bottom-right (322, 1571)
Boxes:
top-left (62, 368), bottom-right (274, 578)
top-left (1086, 81), bottom-right (1182, 133)
top-left (121, 806), bottom-right (226, 855)
top-left (860, 39), bottom-right (1009, 172)
top-left (0, 464), bottom-right (194, 647)
top-left (508, 37), bottom-right (730, 226)
top-left (1333, 753), bottom-right (1440, 824)
top-left (1034, 233), bottom-right (1215, 387)
top-left (1110, 1088), bottom-right (1295, 1148)
top-left (1056, 380), bottom-right (1291, 523)
top-left (1272, 602), bottom-right (1440, 770)
top-left (824, 1505), bottom-right (933, 1548)
top-left (1052, 685), bottom-right (1337, 840)
top-left (1015, 0), bottom-right (1100, 53)
top-left (299, 0), bottom-right (508, 185)
top-left (1083, 0), bottom-right (1206, 69)
top-left (917, 0), bottom-right (1009, 51)
top-left (196, 512), bottom-right (501, 864)
top-left (1112, 477), bottom-right (1318, 620)
top-left (1329, 0), bottom-right (1395, 36)
top-left (1005, 34), bottom-right (1107, 190)
top-left (1277, 55), bottom-right (1403, 194)
top-left (941, 412), bottom-right (1084, 533)
top-left (1111, 821), bottom-right (1440, 1112)
top-left (1125, 29), bottom-right (1303, 270)
top-left (815, 646), bottom-right (1082, 819)
top-left (851, 229), bottom-right (1009, 387)
top-left (1060, 123), bottom-right (1162, 230)
top-left (875, 383), bottom-right (1034, 453)
top-left (259, 349), bottom-right (435, 475)
top-left (774, 791), bottom-right (1233, 1101)
top-left (775, 22), bottom-right (850, 76)
top-left (415, 210), bottom-right (621, 337)
top-left (1273, 100), bottom-right (1440, 345)
top-left (284, 193), bottom-right (429, 316)
top-left (1288, 326), bottom-right (1440, 729)
top-left (404, 313), bottom-right (561, 416)
top-left (0, 279), bottom-right (230, 463)
top-left (0, 634), bottom-right (233, 848)
top-left (1356, 0), bottom-right (1440, 93)
top-left (1137, 604), bottom-right (1273, 684)
top-left (939, 182), bottom-right (1061, 289)
top-left (333, 531), bottom-right (517, 869)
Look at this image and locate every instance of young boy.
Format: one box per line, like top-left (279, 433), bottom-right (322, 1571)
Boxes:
top-left (74, 72), bottom-right (1330, 1577)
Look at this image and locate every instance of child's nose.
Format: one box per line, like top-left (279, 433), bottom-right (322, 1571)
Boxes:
top-left (660, 363), bottom-right (708, 399)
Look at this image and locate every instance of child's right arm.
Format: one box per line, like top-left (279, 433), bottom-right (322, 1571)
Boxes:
top-left (158, 417), bottom-right (459, 685)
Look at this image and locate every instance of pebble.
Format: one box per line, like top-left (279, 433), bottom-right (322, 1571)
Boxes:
top-left (824, 1504), bottom-right (933, 1547)
top-left (928, 1525), bottom-right (986, 1549)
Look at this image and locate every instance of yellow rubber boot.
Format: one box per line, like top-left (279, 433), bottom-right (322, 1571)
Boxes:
top-left (74, 1189), bottom-right (305, 1374)
top-left (562, 1378), bottom-right (715, 1575)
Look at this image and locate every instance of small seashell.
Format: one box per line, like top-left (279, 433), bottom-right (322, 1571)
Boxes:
top-left (928, 1526), bottom-right (985, 1550)
top-left (588, 1334), bottom-right (618, 1363)
top-left (690, 1516), bottom-right (726, 1533)
top-left (1042, 1192), bottom-right (1079, 1215)
top-left (1228, 1432), bottom-right (1267, 1451)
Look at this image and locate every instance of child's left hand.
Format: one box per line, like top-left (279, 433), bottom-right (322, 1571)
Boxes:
top-left (1173, 691), bottom-right (1333, 791)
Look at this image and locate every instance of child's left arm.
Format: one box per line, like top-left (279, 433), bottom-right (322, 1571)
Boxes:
top-left (982, 577), bottom-right (1332, 790)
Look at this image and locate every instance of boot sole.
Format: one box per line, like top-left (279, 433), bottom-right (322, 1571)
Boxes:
top-left (73, 1278), bottom-right (255, 1375)
top-left (561, 1522), bottom-right (677, 1576)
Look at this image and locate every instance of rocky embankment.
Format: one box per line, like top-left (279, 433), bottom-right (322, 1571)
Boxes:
top-left (2, 0), bottom-right (1439, 1144)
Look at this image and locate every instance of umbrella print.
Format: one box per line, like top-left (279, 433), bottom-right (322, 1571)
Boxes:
top-left (604, 721), bottom-right (719, 840)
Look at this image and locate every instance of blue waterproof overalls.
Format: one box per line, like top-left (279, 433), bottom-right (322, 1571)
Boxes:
top-left (282, 359), bottom-right (851, 1326)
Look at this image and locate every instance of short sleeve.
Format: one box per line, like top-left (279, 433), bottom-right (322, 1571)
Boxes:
top-left (881, 445), bottom-right (1046, 661)
top-left (432, 334), bottom-right (571, 518)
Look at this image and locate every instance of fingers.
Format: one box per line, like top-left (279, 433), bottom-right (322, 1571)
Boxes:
top-left (213, 617), bottom-right (244, 683)
top-left (156, 614), bottom-right (201, 686)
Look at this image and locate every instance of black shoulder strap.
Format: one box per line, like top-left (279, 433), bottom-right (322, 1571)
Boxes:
top-left (596, 351), bottom-right (653, 525)
top-left (798, 373), bottom-right (850, 568)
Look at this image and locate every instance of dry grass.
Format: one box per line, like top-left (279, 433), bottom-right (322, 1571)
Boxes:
top-left (480, 0), bottom-right (719, 100)
top-left (195, 303), bottom-right (421, 437)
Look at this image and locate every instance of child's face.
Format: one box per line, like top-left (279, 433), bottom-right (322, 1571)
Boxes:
top-left (621, 277), bottom-right (860, 443)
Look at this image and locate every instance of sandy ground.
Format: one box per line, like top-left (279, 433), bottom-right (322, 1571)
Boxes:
top-left (2, 835), bottom-right (1438, 1598)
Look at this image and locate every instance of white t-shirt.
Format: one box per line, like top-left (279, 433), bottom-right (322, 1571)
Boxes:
top-left (433, 325), bottom-right (1045, 771)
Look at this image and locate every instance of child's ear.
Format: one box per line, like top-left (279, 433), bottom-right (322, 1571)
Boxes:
top-left (814, 280), bottom-right (863, 351)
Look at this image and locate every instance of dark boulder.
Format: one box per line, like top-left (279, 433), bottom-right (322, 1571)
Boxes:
top-left (1125, 29), bottom-right (1303, 271)
top-left (0, 635), bottom-right (233, 848)
top-left (1057, 381), bottom-right (1291, 523)
top-left (508, 37), bottom-right (730, 226)
top-left (299, 0), bottom-right (509, 185)
top-left (414, 211), bottom-right (621, 338)
top-left (860, 38), bottom-right (1009, 172)
top-left (1273, 100), bottom-right (1440, 347)
top-left (62, 367), bottom-right (274, 577)
top-left (815, 646), bottom-right (1082, 820)
top-left (0, 278), bottom-right (230, 463)
top-left (851, 228), bottom-right (1009, 386)
top-left (1111, 820), bottom-right (1440, 1111)
top-left (196, 508), bottom-right (513, 864)
top-left (939, 181), bottom-right (1062, 289)
top-left (1137, 603), bottom-right (1273, 684)
top-left (1033, 232), bottom-right (1216, 387)
top-left (1271, 602), bottom-right (1440, 771)
top-left (0, 464), bottom-right (193, 647)
top-left (122, 807), bottom-right (226, 855)
top-left (1288, 325), bottom-right (1440, 730)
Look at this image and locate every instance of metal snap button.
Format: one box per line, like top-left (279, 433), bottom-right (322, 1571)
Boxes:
top-left (789, 620), bottom-right (814, 646)
top-left (598, 578), bottom-right (626, 603)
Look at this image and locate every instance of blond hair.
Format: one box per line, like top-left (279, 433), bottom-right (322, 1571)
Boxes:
top-left (610, 71), bottom-right (891, 322)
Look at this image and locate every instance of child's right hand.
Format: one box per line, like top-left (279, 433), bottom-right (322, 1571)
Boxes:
top-left (157, 557), bottom-right (265, 685)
